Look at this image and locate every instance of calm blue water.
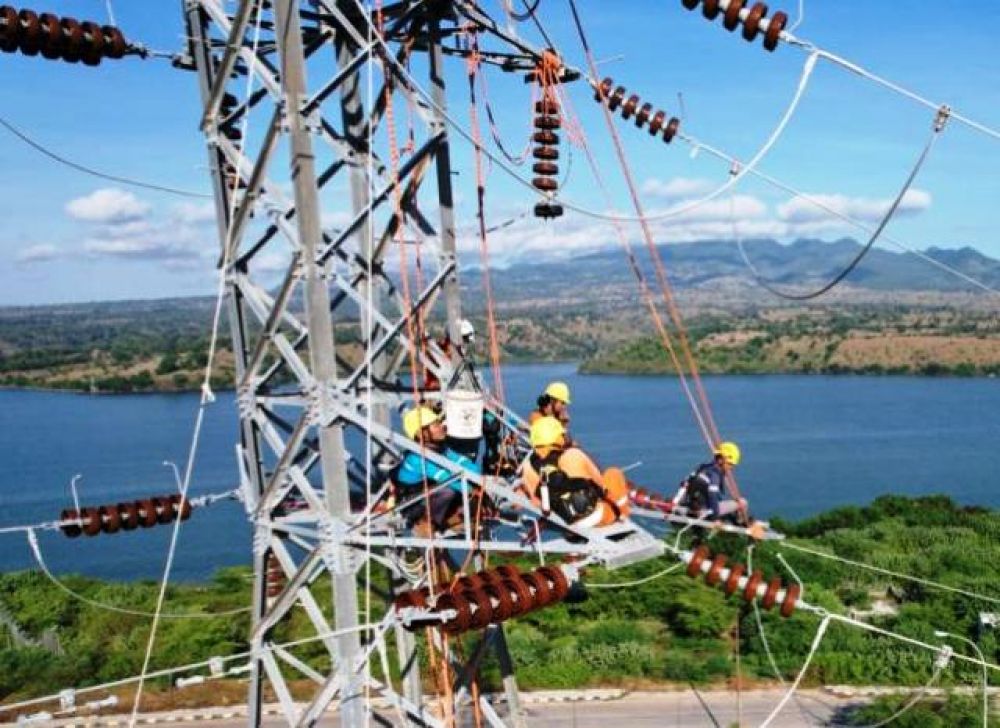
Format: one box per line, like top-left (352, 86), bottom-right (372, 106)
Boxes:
top-left (1, 365), bottom-right (998, 581)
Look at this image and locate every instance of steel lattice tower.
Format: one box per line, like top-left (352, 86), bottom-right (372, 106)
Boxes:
top-left (181, 1), bottom-right (664, 724)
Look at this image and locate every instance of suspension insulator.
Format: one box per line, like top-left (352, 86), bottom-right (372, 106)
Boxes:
top-left (80, 20), bottom-right (104, 65)
top-left (533, 146), bottom-right (559, 160)
top-left (536, 565), bottom-right (570, 601)
top-left (494, 564), bottom-right (520, 581)
top-left (534, 99), bottom-right (560, 115)
top-left (648, 110), bottom-right (666, 135)
top-left (0, 7), bottom-right (128, 63)
top-left (663, 117), bottom-right (681, 143)
top-left (533, 177), bottom-right (558, 192)
top-left (138, 499), bottom-right (159, 528)
top-left (742, 569), bottom-right (763, 602)
top-left (724, 563), bottom-right (745, 597)
top-left (37, 12), bottom-right (58, 58)
top-left (169, 494), bottom-right (193, 521)
top-left (118, 502), bottom-right (139, 531)
top-left (621, 94), bottom-right (640, 120)
top-left (60, 17), bottom-right (83, 63)
top-left (723, 0), bottom-right (745, 31)
top-left (393, 588), bottom-right (428, 612)
top-left (705, 554), bottom-right (728, 586)
top-left (742, 3), bottom-right (769, 41)
top-left (98, 504), bottom-right (121, 534)
top-left (265, 553), bottom-right (286, 598)
top-left (533, 161), bottom-right (559, 176)
top-left (534, 115), bottom-right (561, 130)
top-left (59, 508), bottom-right (82, 538)
top-left (761, 576), bottom-right (782, 610)
top-left (594, 76), bottom-right (613, 101)
top-left (502, 576), bottom-right (535, 617)
top-left (461, 588), bottom-right (494, 629)
top-left (635, 102), bottom-right (653, 128)
top-left (520, 571), bottom-right (552, 608)
top-left (534, 202), bottom-right (564, 219)
top-left (437, 592), bottom-right (473, 634)
top-left (484, 581), bottom-right (515, 620)
top-left (152, 496), bottom-right (173, 525)
top-left (102, 24), bottom-right (125, 59)
top-left (763, 10), bottom-right (787, 51)
top-left (607, 86), bottom-right (626, 111)
top-left (16, 9), bottom-right (39, 56)
top-left (0, 6), bottom-right (17, 52)
top-left (687, 544), bottom-right (711, 578)
top-left (532, 130), bottom-right (559, 145)
top-left (780, 583), bottom-right (800, 617)
top-left (81, 506), bottom-right (102, 536)
top-left (682, 0), bottom-right (700, 9)
top-left (702, 0), bottom-right (721, 20)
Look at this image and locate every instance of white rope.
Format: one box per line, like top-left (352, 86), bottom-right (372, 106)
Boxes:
top-left (127, 5), bottom-right (266, 725)
top-left (587, 561), bottom-right (682, 589)
top-left (758, 614), bottom-right (831, 728)
top-left (25, 529), bottom-right (250, 620)
top-left (783, 541), bottom-right (1000, 607)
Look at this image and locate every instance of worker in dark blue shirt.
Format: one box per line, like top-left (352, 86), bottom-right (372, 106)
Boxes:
top-left (673, 441), bottom-right (747, 520)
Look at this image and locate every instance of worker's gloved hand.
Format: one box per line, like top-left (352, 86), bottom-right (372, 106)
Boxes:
top-left (747, 521), bottom-right (767, 541)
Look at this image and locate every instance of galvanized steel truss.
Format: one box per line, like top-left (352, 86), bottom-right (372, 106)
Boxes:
top-left (182, 1), bottom-right (663, 724)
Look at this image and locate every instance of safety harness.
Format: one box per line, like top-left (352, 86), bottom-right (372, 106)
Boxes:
top-left (530, 450), bottom-right (607, 524)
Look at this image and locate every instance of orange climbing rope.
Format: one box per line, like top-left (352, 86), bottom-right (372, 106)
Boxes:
top-left (566, 1), bottom-right (748, 509)
top-left (465, 31), bottom-right (507, 406)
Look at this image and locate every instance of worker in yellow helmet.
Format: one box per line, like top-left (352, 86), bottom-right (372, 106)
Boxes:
top-left (392, 405), bottom-right (482, 535)
top-left (673, 441), bottom-right (751, 523)
top-left (528, 381), bottom-right (574, 447)
top-left (519, 416), bottom-right (630, 528)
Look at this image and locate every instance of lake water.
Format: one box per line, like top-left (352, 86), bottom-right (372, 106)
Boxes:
top-left (1, 364), bottom-right (997, 582)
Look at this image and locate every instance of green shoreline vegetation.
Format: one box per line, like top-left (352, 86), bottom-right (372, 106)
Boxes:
top-left (1, 496), bottom-right (998, 725)
top-left (3, 304), bottom-right (1000, 392)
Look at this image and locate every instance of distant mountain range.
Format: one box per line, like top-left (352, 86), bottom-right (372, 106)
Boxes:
top-left (482, 238), bottom-right (1000, 304)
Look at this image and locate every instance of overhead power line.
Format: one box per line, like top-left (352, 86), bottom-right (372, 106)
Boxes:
top-left (0, 114), bottom-right (211, 199)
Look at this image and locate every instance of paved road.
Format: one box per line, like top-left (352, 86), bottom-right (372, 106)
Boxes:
top-left (55, 689), bottom-right (858, 727)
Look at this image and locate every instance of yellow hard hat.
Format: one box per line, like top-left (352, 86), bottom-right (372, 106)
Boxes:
top-left (530, 416), bottom-right (566, 449)
top-left (544, 381), bottom-right (571, 404)
top-left (714, 441), bottom-right (741, 466)
top-left (403, 406), bottom-right (441, 439)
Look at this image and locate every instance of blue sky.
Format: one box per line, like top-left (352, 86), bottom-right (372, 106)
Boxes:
top-left (3, 0), bottom-right (1000, 305)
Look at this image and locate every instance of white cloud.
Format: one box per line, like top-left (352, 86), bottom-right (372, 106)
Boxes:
top-left (641, 177), bottom-right (713, 199)
top-left (65, 188), bottom-right (152, 224)
top-left (777, 188), bottom-right (932, 224)
top-left (172, 202), bottom-right (217, 225)
top-left (15, 243), bottom-right (59, 264)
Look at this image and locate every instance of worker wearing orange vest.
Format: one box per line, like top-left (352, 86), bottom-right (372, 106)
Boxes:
top-left (520, 416), bottom-right (630, 528)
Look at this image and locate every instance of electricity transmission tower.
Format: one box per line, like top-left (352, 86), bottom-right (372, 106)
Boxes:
top-left (181, 1), bottom-right (662, 724)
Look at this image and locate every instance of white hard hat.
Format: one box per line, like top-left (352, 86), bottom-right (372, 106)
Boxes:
top-left (459, 319), bottom-right (475, 339)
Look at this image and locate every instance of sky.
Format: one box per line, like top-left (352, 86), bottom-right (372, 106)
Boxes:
top-left (3, 0), bottom-right (1000, 305)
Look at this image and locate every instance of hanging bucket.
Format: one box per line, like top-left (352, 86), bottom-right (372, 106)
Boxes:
top-left (444, 389), bottom-right (484, 439)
